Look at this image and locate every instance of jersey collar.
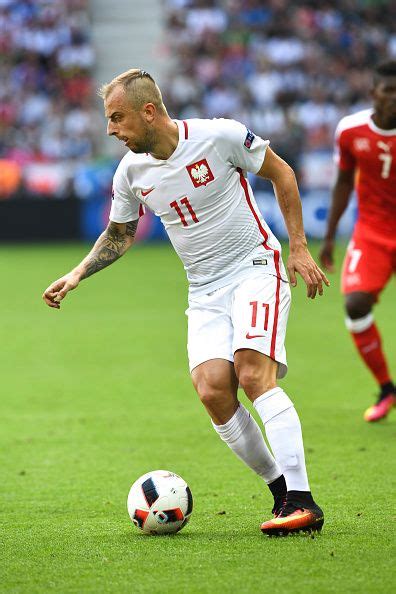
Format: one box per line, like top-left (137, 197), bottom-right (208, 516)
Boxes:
top-left (368, 114), bottom-right (396, 136)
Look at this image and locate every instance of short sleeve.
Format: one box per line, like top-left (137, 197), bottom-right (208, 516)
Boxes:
top-left (212, 118), bottom-right (269, 174)
top-left (334, 124), bottom-right (355, 171)
top-left (109, 163), bottom-right (142, 223)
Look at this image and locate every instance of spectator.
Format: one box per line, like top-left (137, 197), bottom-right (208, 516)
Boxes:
top-left (0, 0), bottom-right (99, 198)
top-left (163, 0), bottom-right (396, 185)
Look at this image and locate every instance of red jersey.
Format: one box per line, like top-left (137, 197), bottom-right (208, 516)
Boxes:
top-left (334, 109), bottom-right (396, 242)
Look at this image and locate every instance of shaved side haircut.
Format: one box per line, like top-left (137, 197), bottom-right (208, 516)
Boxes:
top-left (99, 69), bottom-right (167, 114)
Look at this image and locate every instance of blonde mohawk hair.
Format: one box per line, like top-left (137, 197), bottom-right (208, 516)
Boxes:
top-left (98, 69), bottom-right (166, 113)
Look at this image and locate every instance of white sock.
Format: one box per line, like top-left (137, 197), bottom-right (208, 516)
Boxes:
top-left (345, 312), bottom-right (374, 333)
top-left (212, 403), bottom-right (282, 484)
top-left (253, 387), bottom-right (310, 492)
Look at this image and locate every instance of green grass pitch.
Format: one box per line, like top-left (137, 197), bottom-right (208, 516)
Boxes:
top-left (1, 241), bottom-right (395, 594)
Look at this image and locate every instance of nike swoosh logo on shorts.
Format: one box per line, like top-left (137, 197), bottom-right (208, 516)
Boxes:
top-left (245, 333), bottom-right (266, 339)
top-left (141, 187), bottom-right (155, 197)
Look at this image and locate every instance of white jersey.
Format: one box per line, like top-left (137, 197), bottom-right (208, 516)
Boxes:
top-left (110, 118), bottom-right (287, 296)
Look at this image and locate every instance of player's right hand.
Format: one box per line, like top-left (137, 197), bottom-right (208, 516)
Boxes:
top-left (42, 272), bottom-right (80, 309)
top-left (319, 240), bottom-right (335, 273)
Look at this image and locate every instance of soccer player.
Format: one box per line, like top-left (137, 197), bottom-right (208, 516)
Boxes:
top-left (43, 69), bottom-right (329, 535)
top-left (319, 60), bottom-right (396, 423)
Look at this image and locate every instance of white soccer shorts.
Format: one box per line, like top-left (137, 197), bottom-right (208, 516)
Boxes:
top-left (186, 270), bottom-right (291, 377)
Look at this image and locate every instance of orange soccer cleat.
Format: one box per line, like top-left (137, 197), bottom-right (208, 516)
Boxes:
top-left (364, 393), bottom-right (395, 422)
top-left (261, 496), bottom-right (324, 536)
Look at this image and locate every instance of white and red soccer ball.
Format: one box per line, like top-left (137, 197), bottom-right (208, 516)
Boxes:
top-left (127, 470), bottom-right (193, 535)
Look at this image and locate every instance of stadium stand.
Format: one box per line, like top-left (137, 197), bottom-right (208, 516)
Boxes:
top-left (0, 0), bottom-right (99, 198)
top-left (0, 0), bottom-right (166, 200)
top-left (162, 0), bottom-right (396, 186)
top-left (1, 0), bottom-right (394, 211)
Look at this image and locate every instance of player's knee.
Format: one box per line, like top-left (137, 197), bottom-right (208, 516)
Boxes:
top-left (197, 384), bottom-right (226, 409)
top-left (345, 292), bottom-right (373, 319)
top-left (192, 374), bottom-right (227, 408)
top-left (238, 365), bottom-right (276, 400)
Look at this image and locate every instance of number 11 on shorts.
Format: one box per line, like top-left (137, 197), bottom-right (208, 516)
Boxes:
top-left (246, 301), bottom-right (269, 338)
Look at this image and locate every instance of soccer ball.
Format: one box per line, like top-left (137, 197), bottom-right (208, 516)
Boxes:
top-left (127, 470), bottom-right (193, 535)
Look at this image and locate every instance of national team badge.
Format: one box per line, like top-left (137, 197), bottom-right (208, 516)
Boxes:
top-left (353, 138), bottom-right (370, 152)
top-left (186, 159), bottom-right (214, 187)
top-left (244, 129), bottom-right (255, 149)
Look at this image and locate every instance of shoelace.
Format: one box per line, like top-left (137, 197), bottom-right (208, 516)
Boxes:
top-left (277, 501), bottom-right (303, 518)
top-left (272, 496), bottom-right (287, 517)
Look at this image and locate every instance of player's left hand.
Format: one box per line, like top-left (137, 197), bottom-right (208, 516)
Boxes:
top-left (287, 244), bottom-right (330, 299)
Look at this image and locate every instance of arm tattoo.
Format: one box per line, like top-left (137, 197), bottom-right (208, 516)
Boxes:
top-left (81, 222), bottom-right (131, 279)
top-left (126, 220), bottom-right (138, 238)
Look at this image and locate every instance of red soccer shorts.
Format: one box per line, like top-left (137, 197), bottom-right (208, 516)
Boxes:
top-left (341, 223), bottom-right (396, 297)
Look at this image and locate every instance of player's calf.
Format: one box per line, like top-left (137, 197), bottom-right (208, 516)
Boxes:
top-left (345, 313), bottom-right (395, 421)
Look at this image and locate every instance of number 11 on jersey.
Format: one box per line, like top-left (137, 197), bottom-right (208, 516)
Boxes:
top-left (170, 197), bottom-right (199, 226)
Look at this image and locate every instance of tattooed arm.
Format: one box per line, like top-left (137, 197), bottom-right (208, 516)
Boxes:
top-left (79, 220), bottom-right (138, 279)
top-left (42, 220), bottom-right (138, 309)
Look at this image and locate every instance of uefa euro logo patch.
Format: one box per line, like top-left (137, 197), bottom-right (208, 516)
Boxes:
top-left (244, 129), bottom-right (255, 149)
top-left (186, 159), bottom-right (215, 187)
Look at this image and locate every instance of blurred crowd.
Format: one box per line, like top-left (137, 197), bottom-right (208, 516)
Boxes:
top-left (0, 0), bottom-right (101, 197)
top-left (1, 0), bottom-right (395, 199)
top-left (163, 0), bottom-right (396, 179)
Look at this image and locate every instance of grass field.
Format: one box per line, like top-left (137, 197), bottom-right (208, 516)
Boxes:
top-left (1, 241), bottom-right (395, 594)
